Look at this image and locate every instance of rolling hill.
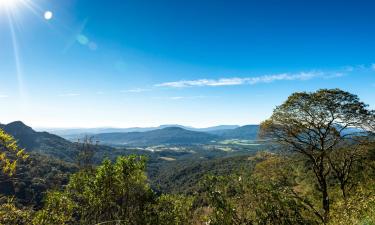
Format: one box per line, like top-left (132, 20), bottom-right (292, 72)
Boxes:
top-left (0, 121), bottom-right (121, 162)
top-left (0, 121), bottom-right (78, 161)
top-left (93, 127), bottom-right (219, 146)
top-left (45, 124), bottom-right (241, 140)
top-left (47, 124), bottom-right (259, 145)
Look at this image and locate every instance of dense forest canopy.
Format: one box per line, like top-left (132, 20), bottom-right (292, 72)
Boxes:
top-left (0, 89), bottom-right (374, 225)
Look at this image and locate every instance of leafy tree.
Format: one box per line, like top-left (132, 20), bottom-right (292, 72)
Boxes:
top-left (148, 194), bottom-right (195, 225)
top-left (32, 191), bottom-right (75, 225)
top-left (0, 128), bottom-right (28, 176)
top-left (201, 171), bottom-right (316, 225)
top-left (36, 155), bottom-right (154, 225)
top-left (260, 89), bottom-right (373, 223)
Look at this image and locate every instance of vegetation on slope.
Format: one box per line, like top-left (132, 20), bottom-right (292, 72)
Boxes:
top-left (0, 89), bottom-right (375, 225)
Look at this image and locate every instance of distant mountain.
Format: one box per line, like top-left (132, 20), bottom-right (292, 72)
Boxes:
top-left (0, 121), bottom-right (78, 161)
top-left (45, 124), bottom-right (241, 141)
top-left (196, 125), bottom-right (240, 132)
top-left (209, 125), bottom-right (259, 140)
top-left (93, 127), bottom-right (219, 146)
top-left (46, 124), bottom-right (259, 145)
top-left (11, 121), bottom-right (259, 152)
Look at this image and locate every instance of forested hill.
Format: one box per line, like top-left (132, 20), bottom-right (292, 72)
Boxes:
top-left (90, 125), bottom-right (260, 147)
top-left (93, 127), bottom-right (219, 146)
top-left (0, 121), bottom-right (77, 162)
top-left (0, 121), bottom-right (120, 163)
top-left (48, 124), bottom-right (259, 142)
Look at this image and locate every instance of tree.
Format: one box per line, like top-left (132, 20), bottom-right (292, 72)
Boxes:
top-left (75, 135), bottom-right (98, 171)
top-left (148, 194), bottom-right (195, 225)
top-left (201, 172), bottom-right (316, 225)
top-left (32, 191), bottom-right (75, 225)
top-left (363, 110), bottom-right (375, 133)
top-left (0, 128), bottom-right (28, 176)
top-left (36, 155), bottom-right (154, 225)
top-left (260, 89), bottom-right (373, 223)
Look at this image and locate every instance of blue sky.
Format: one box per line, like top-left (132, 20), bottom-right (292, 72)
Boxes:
top-left (0, 0), bottom-right (374, 128)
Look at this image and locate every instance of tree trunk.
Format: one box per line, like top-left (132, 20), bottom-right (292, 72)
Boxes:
top-left (321, 181), bottom-right (330, 224)
top-left (340, 183), bottom-right (347, 200)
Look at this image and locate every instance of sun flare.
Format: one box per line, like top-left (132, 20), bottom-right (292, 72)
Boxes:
top-left (0, 0), bottom-right (19, 10)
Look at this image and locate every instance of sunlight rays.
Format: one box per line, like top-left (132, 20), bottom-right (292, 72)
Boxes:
top-left (7, 13), bottom-right (27, 104)
top-left (3, 0), bottom-right (28, 104)
top-left (0, 0), bottom-right (18, 9)
top-left (1, 0), bottom-right (50, 106)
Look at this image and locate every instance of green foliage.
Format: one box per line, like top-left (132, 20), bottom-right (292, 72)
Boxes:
top-left (150, 155), bottom-right (256, 194)
top-left (201, 171), bottom-right (317, 225)
top-left (330, 185), bottom-right (375, 225)
top-left (0, 128), bottom-right (28, 176)
top-left (32, 191), bottom-right (75, 225)
top-left (0, 197), bottom-right (33, 225)
top-left (148, 194), bottom-right (195, 225)
top-left (0, 153), bottom-right (77, 208)
top-left (36, 155), bottom-right (154, 225)
top-left (259, 88), bottom-right (375, 223)
top-left (1, 89), bottom-right (375, 225)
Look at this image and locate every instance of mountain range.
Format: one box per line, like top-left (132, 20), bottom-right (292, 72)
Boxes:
top-left (41, 125), bottom-right (240, 138)
top-left (93, 127), bottom-right (219, 146)
top-left (0, 121), bottom-right (259, 159)
top-left (0, 121), bottom-right (260, 164)
top-left (92, 125), bottom-right (259, 146)
top-left (43, 124), bottom-right (258, 143)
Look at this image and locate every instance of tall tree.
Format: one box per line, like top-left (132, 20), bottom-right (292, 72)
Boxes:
top-left (260, 89), bottom-right (373, 223)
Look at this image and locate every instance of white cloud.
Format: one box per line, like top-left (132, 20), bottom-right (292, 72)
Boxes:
top-left (343, 64), bottom-right (375, 72)
top-left (58, 93), bottom-right (80, 97)
top-left (0, 94), bottom-right (8, 98)
top-left (120, 88), bottom-right (151, 93)
top-left (155, 71), bottom-right (331, 88)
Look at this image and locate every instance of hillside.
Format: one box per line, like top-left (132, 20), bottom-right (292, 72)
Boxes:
top-left (150, 154), bottom-right (257, 194)
top-left (0, 121), bottom-right (128, 163)
top-left (0, 121), bottom-right (78, 162)
top-left (93, 127), bottom-right (219, 146)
